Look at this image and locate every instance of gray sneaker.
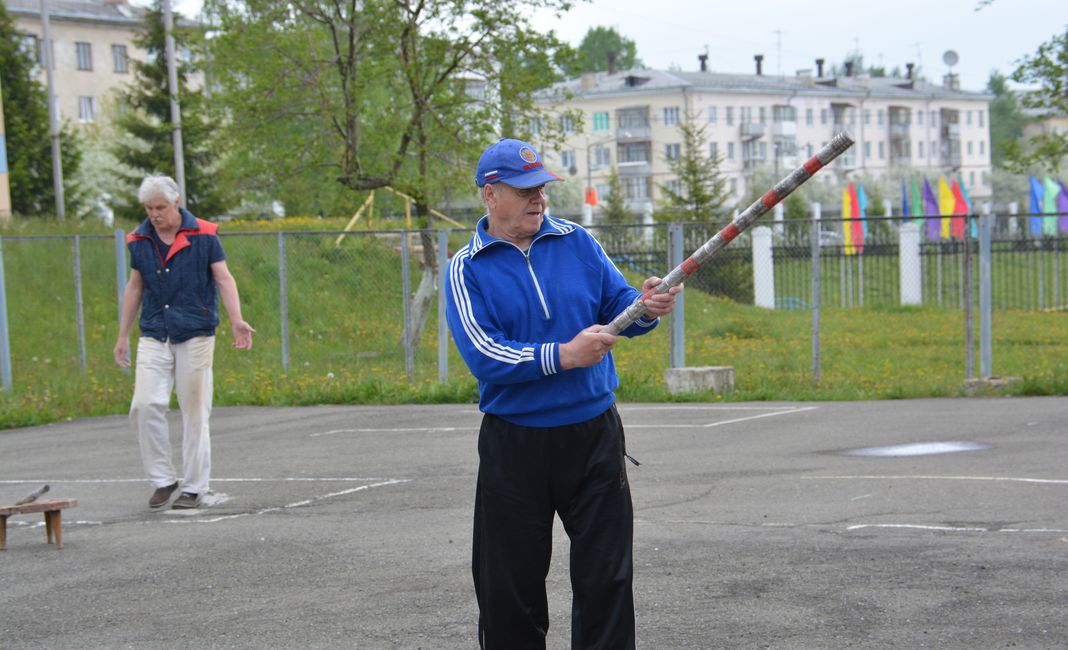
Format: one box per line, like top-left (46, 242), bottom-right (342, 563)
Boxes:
top-left (172, 492), bottom-right (201, 509)
top-left (149, 482), bottom-right (179, 508)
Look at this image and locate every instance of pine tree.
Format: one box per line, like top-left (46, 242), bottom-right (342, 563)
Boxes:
top-left (654, 110), bottom-right (729, 223)
top-left (111, 1), bottom-right (226, 219)
top-left (0, 1), bottom-right (84, 217)
top-left (599, 166), bottom-right (633, 224)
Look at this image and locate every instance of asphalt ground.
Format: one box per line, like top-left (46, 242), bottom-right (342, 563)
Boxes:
top-left (1, 397), bottom-right (1066, 649)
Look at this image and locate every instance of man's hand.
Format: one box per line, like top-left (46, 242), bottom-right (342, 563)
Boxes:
top-left (640, 276), bottom-right (683, 318)
top-left (232, 320), bottom-right (256, 349)
top-left (559, 325), bottom-right (618, 370)
top-left (113, 338), bottom-right (131, 369)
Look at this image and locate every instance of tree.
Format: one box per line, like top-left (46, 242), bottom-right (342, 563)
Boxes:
top-left (1007, 29), bottom-right (1068, 174)
top-left (599, 167), bottom-right (632, 225)
top-left (0, 1), bottom-right (84, 218)
top-left (206, 0), bottom-right (574, 351)
top-left (563, 26), bottom-right (643, 77)
top-left (986, 71), bottom-right (1031, 170)
top-left (654, 111), bottom-right (729, 223)
top-left (110, 1), bottom-right (227, 220)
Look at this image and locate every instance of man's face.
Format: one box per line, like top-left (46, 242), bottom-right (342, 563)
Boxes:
top-left (485, 183), bottom-right (548, 246)
top-left (143, 196), bottom-right (181, 230)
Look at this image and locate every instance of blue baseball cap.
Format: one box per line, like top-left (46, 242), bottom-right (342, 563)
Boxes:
top-left (475, 138), bottom-right (564, 188)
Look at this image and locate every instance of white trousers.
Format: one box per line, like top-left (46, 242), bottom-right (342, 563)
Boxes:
top-left (130, 336), bottom-right (215, 495)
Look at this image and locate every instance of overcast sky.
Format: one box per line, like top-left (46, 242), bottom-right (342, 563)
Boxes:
top-left (166, 0), bottom-right (1064, 92)
top-left (525, 0), bottom-right (1065, 91)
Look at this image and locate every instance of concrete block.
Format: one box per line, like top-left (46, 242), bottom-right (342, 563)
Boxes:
top-left (664, 366), bottom-right (735, 395)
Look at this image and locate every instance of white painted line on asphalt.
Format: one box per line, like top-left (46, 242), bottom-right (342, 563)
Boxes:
top-left (166, 478), bottom-right (411, 524)
top-left (310, 426), bottom-right (479, 437)
top-left (627, 406), bottom-right (819, 429)
top-left (0, 477), bottom-right (399, 484)
top-left (620, 405), bottom-right (817, 412)
top-left (847, 523), bottom-right (1068, 534)
top-left (803, 475), bottom-right (1068, 485)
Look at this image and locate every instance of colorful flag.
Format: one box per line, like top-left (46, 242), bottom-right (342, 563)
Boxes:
top-left (1059, 180), bottom-right (1068, 235)
top-left (901, 179), bottom-right (910, 218)
top-left (1029, 176), bottom-right (1044, 236)
top-left (938, 176), bottom-right (955, 239)
top-left (922, 178), bottom-right (940, 240)
top-left (950, 178), bottom-right (968, 239)
top-left (911, 178), bottom-right (924, 228)
top-left (1043, 176), bottom-right (1060, 236)
top-left (956, 176), bottom-right (977, 238)
top-left (857, 183), bottom-right (869, 239)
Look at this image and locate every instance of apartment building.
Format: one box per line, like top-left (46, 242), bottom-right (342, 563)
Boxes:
top-left (536, 58), bottom-right (993, 217)
top-left (8, 0), bottom-right (197, 128)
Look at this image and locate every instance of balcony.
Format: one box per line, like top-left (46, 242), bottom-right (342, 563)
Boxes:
top-left (616, 126), bottom-right (650, 141)
top-left (889, 123), bottom-right (910, 139)
top-left (740, 122), bottom-right (765, 140)
top-left (617, 161), bottom-right (651, 176)
top-left (770, 121), bottom-right (796, 137)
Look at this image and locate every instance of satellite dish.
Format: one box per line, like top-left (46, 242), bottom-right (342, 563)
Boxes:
top-left (942, 50), bottom-right (959, 67)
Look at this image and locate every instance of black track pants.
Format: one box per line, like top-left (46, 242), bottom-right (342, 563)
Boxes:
top-left (473, 405), bottom-right (635, 650)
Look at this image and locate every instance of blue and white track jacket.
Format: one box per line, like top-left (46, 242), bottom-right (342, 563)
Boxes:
top-left (445, 214), bottom-right (659, 427)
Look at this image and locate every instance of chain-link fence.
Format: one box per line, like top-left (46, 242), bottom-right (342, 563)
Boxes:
top-left (0, 208), bottom-right (1066, 394)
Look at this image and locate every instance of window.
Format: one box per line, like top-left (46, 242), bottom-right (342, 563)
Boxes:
top-left (930, 111), bottom-right (938, 127)
top-left (665, 143), bottom-right (681, 160)
top-left (758, 107), bottom-right (766, 124)
top-left (740, 107), bottom-right (751, 124)
top-left (917, 111), bottom-right (924, 126)
top-left (979, 141), bottom-right (985, 156)
top-left (966, 111), bottom-right (973, 126)
top-left (820, 108), bottom-right (828, 125)
top-left (727, 142), bottom-right (735, 160)
top-left (758, 142), bottom-right (766, 159)
top-left (967, 141), bottom-right (973, 156)
top-left (725, 106), bottom-right (735, 126)
top-left (805, 108), bottom-right (813, 126)
top-left (591, 145), bottom-right (611, 168)
top-left (528, 118), bottom-right (541, 135)
top-left (969, 171), bottom-right (975, 187)
top-left (878, 141), bottom-right (885, 159)
top-left (617, 107), bottom-right (649, 130)
top-left (709, 142), bottom-right (719, 159)
top-left (931, 141), bottom-right (937, 159)
top-left (863, 109), bottom-right (871, 125)
top-left (806, 143), bottom-right (814, 158)
top-left (863, 141), bottom-right (871, 159)
top-left (663, 106), bottom-right (680, 126)
top-left (707, 106), bottom-right (717, 125)
top-left (978, 110), bottom-right (985, 128)
top-left (729, 178), bottom-right (737, 194)
top-left (112, 44), bottom-right (128, 73)
top-left (560, 150), bottom-right (576, 171)
top-left (78, 96), bottom-right (96, 122)
top-left (665, 179), bottom-right (682, 194)
top-left (558, 115), bottom-right (575, 134)
top-left (619, 143), bottom-right (650, 163)
top-left (75, 42), bottom-right (92, 71)
top-left (623, 176), bottom-right (650, 200)
top-left (876, 109), bottom-right (884, 126)
top-left (773, 106), bottom-right (796, 123)
top-left (918, 141), bottom-right (924, 158)
top-left (592, 111), bottom-right (610, 132)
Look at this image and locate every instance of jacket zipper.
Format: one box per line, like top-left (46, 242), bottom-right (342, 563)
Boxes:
top-left (523, 248), bottom-right (551, 319)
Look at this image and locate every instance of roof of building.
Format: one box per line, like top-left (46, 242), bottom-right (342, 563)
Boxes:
top-left (7, 0), bottom-right (148, 26)
top-left (540, 68), bottom-right (993, 103)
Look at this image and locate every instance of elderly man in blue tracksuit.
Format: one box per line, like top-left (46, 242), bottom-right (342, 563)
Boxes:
top-left (446, 138), bottom-right (682, 649)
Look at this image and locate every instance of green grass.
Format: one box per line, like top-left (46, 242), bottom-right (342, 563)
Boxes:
top-left (2, 218), bottom-right (1068, 429)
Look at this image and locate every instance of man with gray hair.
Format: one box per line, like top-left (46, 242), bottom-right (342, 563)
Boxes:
top-left (114, 174), bottom-right (255, 509)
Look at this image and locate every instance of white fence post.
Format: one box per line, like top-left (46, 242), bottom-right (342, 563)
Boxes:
top-left (752, 226), bottom-right (775, 309)
top-left (899, 222), bottom-right (922, 305)
top-left (773, 202), bottom-right (784, 236)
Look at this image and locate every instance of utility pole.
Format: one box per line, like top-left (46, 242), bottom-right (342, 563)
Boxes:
top-left (163, 0), bottom-right (186, 206)
top-left (40, 0), bottom-right (65, 220)
top-left (0, 75), bottom-right (12, 222)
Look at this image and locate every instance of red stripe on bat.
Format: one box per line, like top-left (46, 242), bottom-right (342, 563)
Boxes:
top-left (762, 189), bottom-right (781, 209)
top-left (720, 224), bottom-right (741, 244)
top-left (803, 157), bottom-right (824, 176)
top-left (681, 257), bottom-right (700, 275)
